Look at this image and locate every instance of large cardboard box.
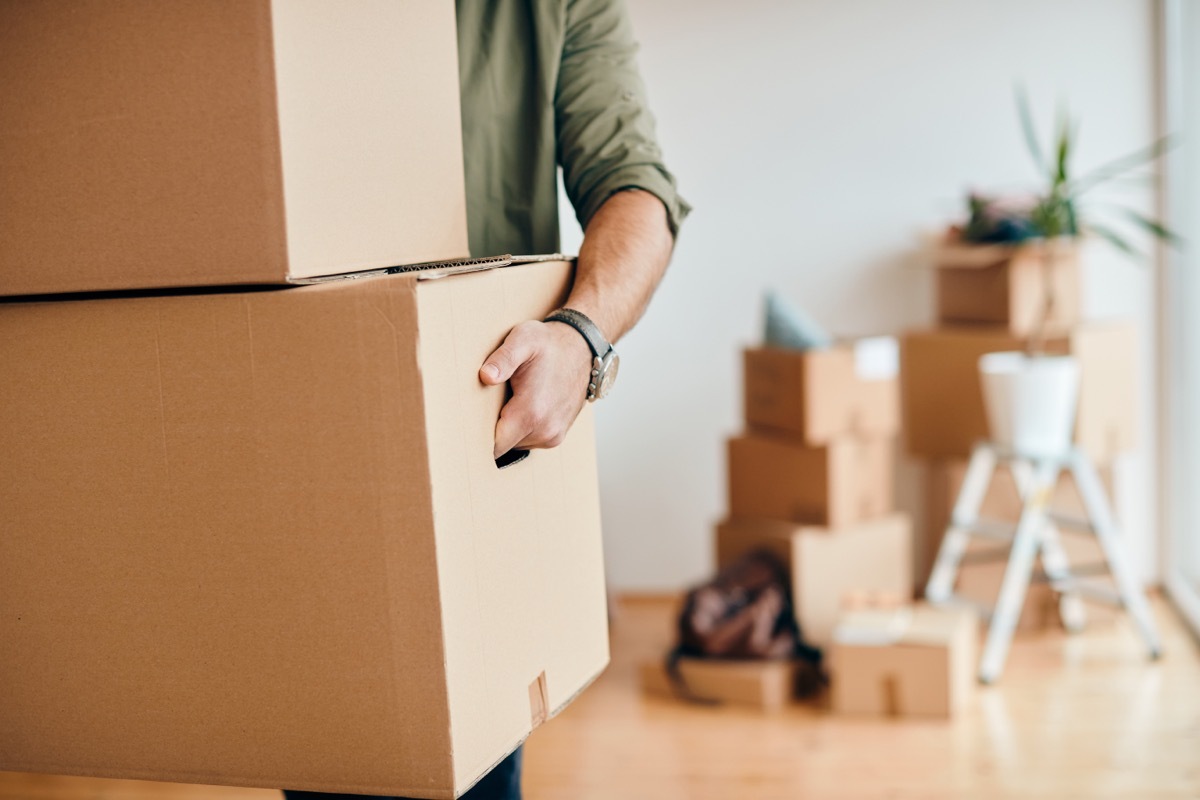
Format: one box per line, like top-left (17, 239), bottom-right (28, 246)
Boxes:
top-left (935, 239), bottom-right (1080, 334)
top-left (830, 603), bottom-right (977, 718)
top-left (727, 433), bottom-right (894, 528)
top-left (0, 0), bottom-right (468, 297)
top-left (639, 658), bottom-right (803, 712)
top-left (715, 515), bottom-right (913, 646)
top-left (901, 322), bottom-right (1136, 462)
top-left (742, 338), bottom-right (899, 444)
top-left (0, 259), bottom-right (607, 799)
top-left (922, 460), bottom-right (1121, 631)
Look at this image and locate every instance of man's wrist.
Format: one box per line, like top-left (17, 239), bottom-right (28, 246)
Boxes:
top-left (543, 308), bottom-right (620, 402)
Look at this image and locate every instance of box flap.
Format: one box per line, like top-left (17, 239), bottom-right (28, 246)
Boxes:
top-left (934, 242), bottom-right (1018, 269)
top-left (833, 607), bottom-right (913, 646)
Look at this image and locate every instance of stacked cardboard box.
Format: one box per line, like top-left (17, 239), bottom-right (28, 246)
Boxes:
top-left (903, 238), bottom-right (1137, 628)
top-left (718, 337), bottom-right (914, 648)
top-left (639, 658), bottom-right (806, 712)
top-left (641, 339), bottom-right (912, 710)
top-left (830, 602), bottom-right (977, 718)
top-left (0, 5), bottom-right (607, 798)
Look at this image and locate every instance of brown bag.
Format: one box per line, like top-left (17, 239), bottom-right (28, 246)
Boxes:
top-left (668, 550), bottom-right (824, 700)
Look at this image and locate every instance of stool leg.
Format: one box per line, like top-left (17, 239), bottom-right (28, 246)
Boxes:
top-left (926, 444), bottom-right (996, 604)
top-left (1040, 524), bottom-right (1088, 633)
top-left (1071, 453), bottom-right (1163, 658)
top-left (1011, 461), bottom-right (1087, 632)
top-left (979, 459), bottom-right (1056, 684)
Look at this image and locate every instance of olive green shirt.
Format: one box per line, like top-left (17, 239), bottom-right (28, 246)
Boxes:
top-left (456, 0), bottom-right (690, 256)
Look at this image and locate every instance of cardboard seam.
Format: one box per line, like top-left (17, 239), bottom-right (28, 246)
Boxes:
top-left (443, 272), bottom-right (495, 785)
top-left (380, 275), bottom-right (457, 791)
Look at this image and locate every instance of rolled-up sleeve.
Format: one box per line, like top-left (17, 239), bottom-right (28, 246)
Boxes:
top-left (555, 0), bottom-right (691, 237)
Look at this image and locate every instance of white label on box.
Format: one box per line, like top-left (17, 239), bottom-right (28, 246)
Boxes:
top-left (853, 336), bottom-right (899, 381)
top-left (832, 608), bottom-right (912, 646)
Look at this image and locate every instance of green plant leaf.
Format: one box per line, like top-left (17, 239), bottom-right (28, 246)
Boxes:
top-left (1069, 136), bottom-right (1178, 195)
top-left (1015, 85), bottom-right (1047, 176)
top-left (1088, 222), bottom-right (1141, 259)
top-left (1121, 207), bottom-right (1184, 247)
top-left (1054, 106), bottom-right (1072, 186)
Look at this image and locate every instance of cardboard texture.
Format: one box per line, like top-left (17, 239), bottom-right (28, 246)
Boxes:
top-left (0, 260), bottom-right (607, 799)
top-left (727, 434), bottom-right (894, 528)
top-left (0, 0), bottom-right (468, 297)
top-left (935, 241), bottom-right (1080, 334)
top-left (830, 604), bottom-right (977, 718)
top-left (639, 658), bottom-right (801, 712)
top-left (901, 322), bottom-right (1136, 462)
top-left (922, 460), bottom-right (1121, 631)
top-left (715, 515), bottom-right (913, 646)
top-left (743, 340), bottom-right (899, 443)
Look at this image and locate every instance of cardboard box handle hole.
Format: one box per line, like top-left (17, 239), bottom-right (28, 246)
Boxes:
top-left (495, 449), bottom-right (531, 470)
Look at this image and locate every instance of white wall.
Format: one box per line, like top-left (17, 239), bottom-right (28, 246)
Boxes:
top-left (559, 0), bottom-right (1162, 592)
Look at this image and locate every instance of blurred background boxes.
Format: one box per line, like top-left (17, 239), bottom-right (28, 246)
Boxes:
top-left (727, 434), bottom-right (894, 528)
top-left (639, 658), bottom-right (803, 713)
top-left (830, 604), bottom-right (977, 718)
top-left (715, 515), bottom-right (913, 646)
top-left (743, 340), bottom-right (899, 443)
top-left (901, 322), bottom-right (1136, 462)
top-left (935, 240), bottom-right (1081, 335)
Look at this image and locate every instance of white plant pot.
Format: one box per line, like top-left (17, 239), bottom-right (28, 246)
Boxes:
top-left (978, 352), bottom-right (1081, 457)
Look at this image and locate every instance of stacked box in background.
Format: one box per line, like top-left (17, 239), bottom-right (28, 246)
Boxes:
top-left (829, 602), bottom-right (978, 719)
top-left (902, 239), bottom-right (1137, 627)
top-left (0, 4), bottom-right (608, 798)
top-left (718, 338), bottom-right (913, 649)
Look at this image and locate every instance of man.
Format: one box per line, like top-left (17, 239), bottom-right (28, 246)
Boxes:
top-left (285, 0), bottom-right (686, 798)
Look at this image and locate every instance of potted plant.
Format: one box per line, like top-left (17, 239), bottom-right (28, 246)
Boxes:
top-left (960, 90), bottom-right (1179, 457)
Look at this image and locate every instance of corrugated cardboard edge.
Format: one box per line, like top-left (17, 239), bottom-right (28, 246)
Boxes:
top-left (292, 254), bottom-right (575, 285)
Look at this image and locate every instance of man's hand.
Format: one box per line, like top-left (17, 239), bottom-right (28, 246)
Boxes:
top-left (480, 320), bottom-right (593, 458)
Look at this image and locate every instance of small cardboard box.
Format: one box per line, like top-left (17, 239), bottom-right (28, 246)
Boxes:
top-left (727, 433), bottom-right (894, 528)
top-left (639, 658), bottom-right (802, 712)
top-left (715, 515), bottom-right (913, 646)
top-left (0, 0), bottom-right (468, 296)
top-left (0, 259), bottom-right (607, 799)
top-left (935, 238), bottom-right (1080, 334)
top-left (743, 337), bottom-right (900, 444)
top-left (901, 322), bottom-right (1136, 462)
top-left (922, 460), bottom-right (1121, 630)
top-left (830, 604), bottom-right (977, 718)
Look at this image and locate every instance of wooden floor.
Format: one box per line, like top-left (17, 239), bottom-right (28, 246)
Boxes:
top-left (3, 595), bottom-right (1198, 800)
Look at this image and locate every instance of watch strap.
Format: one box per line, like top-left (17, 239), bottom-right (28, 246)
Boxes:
top-left (543, 308), bottom-right (611, 358)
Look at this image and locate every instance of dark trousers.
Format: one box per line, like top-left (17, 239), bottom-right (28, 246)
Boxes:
top-left (282, 747), bottom-right (522, 800)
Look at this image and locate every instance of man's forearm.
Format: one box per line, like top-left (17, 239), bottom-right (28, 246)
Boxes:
top-left (561, 189), bottom-right (675, 343)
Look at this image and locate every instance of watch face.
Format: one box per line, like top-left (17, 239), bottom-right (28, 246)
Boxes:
top-left (597, 352), bottom-right (619, 399)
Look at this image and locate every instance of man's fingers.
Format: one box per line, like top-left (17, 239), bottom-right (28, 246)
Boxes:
top-left (494, 401), bottom-right (534, 459)
top-left (480, 324), bottom-right (538, 385)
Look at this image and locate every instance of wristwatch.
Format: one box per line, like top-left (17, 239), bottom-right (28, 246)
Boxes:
top-left (544, 308), bottom-right (620, 401)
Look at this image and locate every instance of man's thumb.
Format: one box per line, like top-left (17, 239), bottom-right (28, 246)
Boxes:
top-left (480, 328), bottom-right (536, 385)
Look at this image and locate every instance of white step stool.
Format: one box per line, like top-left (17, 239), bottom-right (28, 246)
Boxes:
top-left (924, 442), bottom-right (1163, 683)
